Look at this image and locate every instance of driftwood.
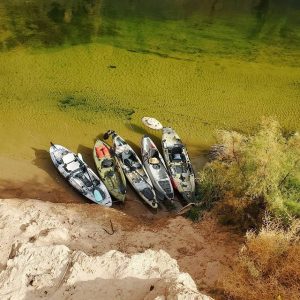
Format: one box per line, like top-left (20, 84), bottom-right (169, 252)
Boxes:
top-left (176, 203), bottom-right (196, 215)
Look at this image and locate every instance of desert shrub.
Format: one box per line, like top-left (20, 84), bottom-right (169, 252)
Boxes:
top-left (222, 216), bottom-right (300, 300)
top-left (215, 194), bottom-right (264, 231)
top-left (199, 117), bottom-right (300, 222)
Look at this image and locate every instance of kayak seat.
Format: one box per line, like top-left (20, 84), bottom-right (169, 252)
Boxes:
top-left (65, 161), bottom-right (81, 172)
top-left (61, 153), bottom-right (81, 173)
top-left (124, 157), bottom-right (134, 168)
top-left (173, 153), bottom-right (182, 160)
top-left (170, 153), bottom-right (181, 162)
top-left (170, 146), bottom-right (184, 162)
top-left (102, 159), bottom-right (113, 168)
top-left (62, 153), bottom-right (76, 164)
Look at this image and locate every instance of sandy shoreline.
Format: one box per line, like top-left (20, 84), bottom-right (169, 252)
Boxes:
top-left (0, 152), bottom-right (207, 219)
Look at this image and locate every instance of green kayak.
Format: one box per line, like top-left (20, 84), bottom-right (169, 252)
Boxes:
top-left (93, 139), bottom-right (127, 202)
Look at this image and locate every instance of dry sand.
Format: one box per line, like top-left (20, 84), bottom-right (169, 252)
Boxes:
top-left (0, 198), bottom-right (242, 299)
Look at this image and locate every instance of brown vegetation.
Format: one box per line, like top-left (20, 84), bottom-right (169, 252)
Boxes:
top-left (214, 194), bottom-right (265, 231)
top-left (222, 216), bottom-right (300, 300)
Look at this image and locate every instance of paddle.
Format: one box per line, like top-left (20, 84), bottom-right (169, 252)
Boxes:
top-left (77, 153), bottom-right (103, 203)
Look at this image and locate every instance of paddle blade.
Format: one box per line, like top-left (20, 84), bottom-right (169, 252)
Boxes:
top-left (94, 189), bottom-right (103, 203)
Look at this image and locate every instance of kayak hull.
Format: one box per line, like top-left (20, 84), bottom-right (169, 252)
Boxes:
top-left (93, 140), bottom-right (126, 202)
top-left (161, 128), bottom-right (195, 202)
top-left (111, 133), bottom-right (158, 209)
top-left (50, 144), bottom-right (112, 206)
top-left (141, 136), bottom-right (174, 201)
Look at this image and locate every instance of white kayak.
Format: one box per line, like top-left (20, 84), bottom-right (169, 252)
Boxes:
top-left (142, 117), bottom-right (163, 130)
top-left (49, 143), bottom-right (112, 206)
top-left (141, 135), bottom-right (174, 201)
top-left (161, 128), bottom-right (195, 202)
top-left (109, 132), bottom-right (158, 209)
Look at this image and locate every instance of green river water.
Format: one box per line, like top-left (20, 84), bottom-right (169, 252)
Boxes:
top-left (0, 0), bottom-right (299, 160)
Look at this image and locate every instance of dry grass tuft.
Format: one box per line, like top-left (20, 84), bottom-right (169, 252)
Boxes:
top-left (222, 215), bottom-right (300, 300)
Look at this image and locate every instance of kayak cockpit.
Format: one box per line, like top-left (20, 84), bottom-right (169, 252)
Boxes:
top-left (101, 158), bottom-right (114, 168)
top-left (169, 145), bottom-right (186, 163)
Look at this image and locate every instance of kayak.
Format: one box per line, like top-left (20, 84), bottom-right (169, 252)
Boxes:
top-left (141, 135), bottom-right (174, 201)
top-left (142, 117), bottom-right (163, 130)
top-left (161, 128), bottom-right (195, 202)
top-left (109, 132), bottom-right (158, 209)
top-left (93, 139), bottom-right (126, 202)
top-left (49, 143), bottom-right (112, 206)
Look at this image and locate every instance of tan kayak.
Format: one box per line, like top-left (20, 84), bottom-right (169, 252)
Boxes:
top-left (93, 140), bottom-right (126, 202)
top-left (161, 127), bottom-right (195, 202)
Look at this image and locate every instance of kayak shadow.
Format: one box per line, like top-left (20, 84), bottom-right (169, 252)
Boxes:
top-left (94, 132), bottom-right (107, 142)
top-left (125, 123), bottom-right (147, 135)
top-left (31, 147), bottom-right (83, 201)
top-left (31, 147), bottom-right (59, 183)
top-left (77, 144), bottom-right (96, 172)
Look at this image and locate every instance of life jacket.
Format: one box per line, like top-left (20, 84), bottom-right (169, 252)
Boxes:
top-left (96, 145), bottom-right (110, 159)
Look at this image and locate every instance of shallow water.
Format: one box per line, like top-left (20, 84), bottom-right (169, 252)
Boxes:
top-left (0, 0), bottom-right (299, 163)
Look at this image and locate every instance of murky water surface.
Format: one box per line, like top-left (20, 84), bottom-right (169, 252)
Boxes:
top-left (0, 0), bottom-right (299, 160)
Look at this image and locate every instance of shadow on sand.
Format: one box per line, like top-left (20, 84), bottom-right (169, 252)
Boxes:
top-left (24, 277), bottom-right (160, 300)
top-left (31, 147), bottom-right (59, 183)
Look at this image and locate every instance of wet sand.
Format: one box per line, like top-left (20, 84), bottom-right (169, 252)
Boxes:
top-left (0, 151), bottom-right (206, 220)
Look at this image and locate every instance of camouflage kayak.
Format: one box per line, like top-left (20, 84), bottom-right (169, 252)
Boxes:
top-left (161, 127), bottom-right (195, 202)
top-left (107, 131), bottom-right (158, 209)
top-left (93, 140), bottom-right (126, 202)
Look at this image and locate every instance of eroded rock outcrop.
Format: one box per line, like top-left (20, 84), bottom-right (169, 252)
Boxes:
top-left (0, 245), bottom-right (212, 300)
top-left (0, 199), bottom-right (212, 299)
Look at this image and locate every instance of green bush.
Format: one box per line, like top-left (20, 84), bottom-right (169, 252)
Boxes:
top-left (199, 117), bottom-right (300, 221)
